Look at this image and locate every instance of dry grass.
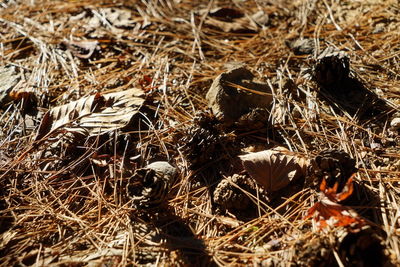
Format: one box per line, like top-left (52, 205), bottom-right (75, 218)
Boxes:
top-left (0, 0), bottom-right (399, 266)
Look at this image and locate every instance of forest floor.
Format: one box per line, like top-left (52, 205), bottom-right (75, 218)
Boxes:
top-left (0, 0), bottom-right (399, 266)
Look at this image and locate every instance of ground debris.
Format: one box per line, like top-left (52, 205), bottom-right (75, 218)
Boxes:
top-left (201, 7), bottom-right (268, 33)
top-left (286, 38), bottom-right (315, 55)
top-left (206, 67), bottom-right (273, 124)
top-left (1, 0), bottom-right (399, 266)
top-left (213, 174), bottom-right (252, 210)
top-left (0, 66), bottom-right (20, 108)
top-left (314, 47), bottom-right (350, 88)
top-left (35, 88), bottom-right (145, 141)
top-left (176, 110), bottom-right (236, 171)
top-left (308, 149), bottom-right (357, 192)
top-left (291, 233), bottom-right (336, 266)
top-left (127, 161), bottom-right (177, 208)
top-left (240, 147), bottom-right (307, 193)
top-left (62, 39), bottom-right (99, 59)
top-left (313, 47), bottom-right (392, 119)
top-left (338, 227), bottom-right (387, 267)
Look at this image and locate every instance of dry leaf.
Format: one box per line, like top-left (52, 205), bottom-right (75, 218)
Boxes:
top-left (35, 88), bottom-right (145, 141)
top-left (285, 38), bottom-right (315, 55)
top-left (63, 40), bottom-right (99, 59)
top-left (305, 200), bottom-right (365, 230)
top-left (0, 66), bottom-right (21, 107)
top-left (205, 17), bottom-right (258, 32)
top-left (3, 66), bottom-right (38, 115)
top-left (202, 7), bottom-right (267, 32)
top-left (100, 8), bottom-right (135, 28)
top-left (206, 67), bottom-right (273, 123)
top-left (305, 175), bottom-right (365, 230)
top-left (239, 147), bottom-right (307, 192)
top-left (209, 7), bottom-right (244, 21)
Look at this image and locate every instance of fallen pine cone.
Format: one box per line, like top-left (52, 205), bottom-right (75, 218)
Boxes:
top-left (213, 174), bottom-right (252, 210)
top-left (177, 110), bottom-right (232, 170)
top-left (127, 161), bottom-right (177, 208)
top-left (313, 47), bottom-right (349, 88)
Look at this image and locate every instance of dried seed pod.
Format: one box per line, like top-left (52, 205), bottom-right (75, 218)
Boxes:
top-left (308, 150), bottom-right (357, 192)
top-left (240, 147), bottom-right (307, 192)
top-left (127, 161), bottom-right (177, 208)
top-left (213, 174), bottom-right (251, 210)
top-left (314, 47), bottom-right (349, 88)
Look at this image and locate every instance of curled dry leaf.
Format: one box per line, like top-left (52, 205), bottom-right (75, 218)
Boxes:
top-left (239, 147), bottom-right (307, 192)
top-left (285, 38), bottom-right (315, 55)
top-left (206, 67), bottom-right (273, 123)
top-left (35, 88), bottom-right (145, 141)
top-left (63, 40), bottom-right (99, 59)
top-left (200, 7), bottom-right (268, 33)
top-left (0, 66), bottom-right (37, 115)
top-left (390, 113), bottom-right (400, 131)
top-left (305, 174), bottom-right (365, 231)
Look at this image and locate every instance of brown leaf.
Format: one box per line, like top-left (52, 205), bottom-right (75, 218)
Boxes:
top-left (35, 88), bottom-right (145, 141)
top-left (209, 7), bottom-right (244, 21)
top-left (205, 17), bottom-right (258, 32)
top-left (305, 175), bottom-right (365, 230)
top-left (202, 7), bottom-right (268, 32)
top-left (9, 85), bottom-right (38, 115)
top-left (206, 67), bottom-right (273, 123)
top-left (239, 147), bottom-right (307, 192)
top-left (305, 199), bottom-right (365, 230)
top-left (0, 66), bottom-right (21, 107)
